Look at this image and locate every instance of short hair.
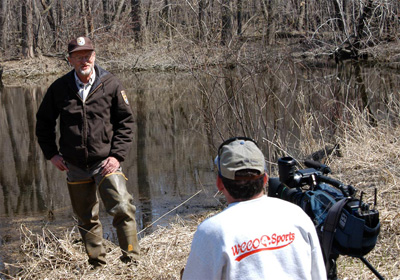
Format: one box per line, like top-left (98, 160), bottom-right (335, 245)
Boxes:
top-left (220, 169), bottom-right (264, 200)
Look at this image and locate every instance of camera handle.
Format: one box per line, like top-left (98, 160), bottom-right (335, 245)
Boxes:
top-left (316, 174), bottom-right (356, 197)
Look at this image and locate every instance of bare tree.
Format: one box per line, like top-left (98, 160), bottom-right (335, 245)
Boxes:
top-left (111, 0), bottom-right (126, 31)
top-left (56, 0), bottom-right (63, 30)
top-left (298, 0), bottom-right (306, 32)
top-left (102, 0), bottom-right (111, 26)
top-left (221, 0), bottom-right (232, 45)
top-left (22, 0), bottom-right (34, 58)
top-left (81, 0), bottom-right (94, 36)
top-left (161, 0), bottom-right (172, 40)
top-left (260, 0), bottom-right (276, 45)
top-left (145, 0), bottom-right (152, 28)
top-left (237, 0), bottom-right (243, 35)
top-left (32, 0), bottom-right (42, 53)
top-left (198, 0), bottom-right (206, 40)
top-left (356, 0), bottom-right (373, 41)
top-left (39, 0), bottom-right (57, 48)
top-left (0, 0), bottom-right (7, 52)
top-left (131, 0), bottom-right (142, 43)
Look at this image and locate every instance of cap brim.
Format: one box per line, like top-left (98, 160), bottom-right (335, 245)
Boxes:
top-left (69, 46), bottom-right (94, 54)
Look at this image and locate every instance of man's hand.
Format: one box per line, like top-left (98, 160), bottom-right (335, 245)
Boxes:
top-left (50, 154), bottom-right (69, 171)
top-left (101, 156), bottom-right (120, 176)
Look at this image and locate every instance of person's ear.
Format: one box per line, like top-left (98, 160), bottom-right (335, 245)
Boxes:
top-left (263, 173), bottom-right (268, 186)
top-left (216, 175), bottom-right (225, 191)
top-left (67, 56), bottom-right (73, 67)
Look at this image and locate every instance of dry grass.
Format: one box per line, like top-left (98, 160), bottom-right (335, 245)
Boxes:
top-left (2, 108), bottom-right (400, 280)
top-left (328, 109), bottom-right (400, 280)
top-left (2, 213), bottom-right (215, 280)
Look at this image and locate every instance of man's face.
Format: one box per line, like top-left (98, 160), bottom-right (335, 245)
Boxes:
top-left (68, 50), bottom-right (95, 78)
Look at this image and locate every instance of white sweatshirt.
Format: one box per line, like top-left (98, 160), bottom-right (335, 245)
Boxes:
top-left (182, 195), bottom-right (327, 280)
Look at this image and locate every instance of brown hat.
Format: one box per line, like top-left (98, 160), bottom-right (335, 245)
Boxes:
top-left (68, 36), bottom-right (94, 54)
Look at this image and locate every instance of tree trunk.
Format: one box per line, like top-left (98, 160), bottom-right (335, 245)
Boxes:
top-left (111, 0), bottom-right (126, 31)
top-left (86, 0), bottom-right (94, 36)
top-left (333, 0), bottom-right (348, 32)
top-left (102, 0), bottom-right (110, 26)
top-left (220, 0), bottom-right (232, 45)
top-left (161, 0), bottom-right (172, 40)
top-left (260, 0), bottom-right (275, 45)
top-left (32, 0), bottom-right (41, 54)
top-left (22, 0), bottom-right (34, 58)
top-left (80, 0), bottom-right (88, 36)
top-left (198, 0), bottom-right (205, 40)
top-left (80, 0), bottom-right (93, 36)
top-left (39, 0), bottom-right (57, 49)
top-left (298, 0), bottom-right (305, 32)
top-left (131, 0), bottom-right (142, 43)
top-left (0, 0), bottom-right (7, 52)
top-left (55, 0), bottom-right (63, 50)
top-left (237, 0), bottom-right (242, 35)
top-left (356, 0), bottom-right (373, 40)
top-left (145, 0), bottom-right (152, 27)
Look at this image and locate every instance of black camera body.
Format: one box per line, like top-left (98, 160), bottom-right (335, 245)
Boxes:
top-left (268, 157), bottom-right (380, 260)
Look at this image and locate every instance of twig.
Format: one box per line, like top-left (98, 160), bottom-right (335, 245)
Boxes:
top-left (137, 190), bottom-right (203, 235)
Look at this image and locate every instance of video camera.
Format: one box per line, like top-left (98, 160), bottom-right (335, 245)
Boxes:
top-left (268, 157), bottom-right (382, 279)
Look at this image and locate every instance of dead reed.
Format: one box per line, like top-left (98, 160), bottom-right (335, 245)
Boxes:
top-left (328, 106), bottom-right (400, 279)
top-left (4, 213), bottom-right (215, 280)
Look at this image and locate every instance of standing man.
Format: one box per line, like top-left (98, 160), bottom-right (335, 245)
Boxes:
top-left (36, 36), bottom-right (139, 268)
top-left (182, 137), bottom-right (326, 279)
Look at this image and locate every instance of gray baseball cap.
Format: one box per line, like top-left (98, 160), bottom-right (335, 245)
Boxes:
top-left (217, 138), bottom-right (265, 180)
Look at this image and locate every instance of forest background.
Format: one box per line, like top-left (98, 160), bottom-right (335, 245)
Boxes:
top-left (0, 0), bottom-right (399, 80)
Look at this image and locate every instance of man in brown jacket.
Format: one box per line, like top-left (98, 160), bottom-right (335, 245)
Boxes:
top-left (36, 36), bottom-right (139, 268)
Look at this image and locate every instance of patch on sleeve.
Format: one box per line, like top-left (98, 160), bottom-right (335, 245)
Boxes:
top-left (120, 90), bottom-right (129, 105)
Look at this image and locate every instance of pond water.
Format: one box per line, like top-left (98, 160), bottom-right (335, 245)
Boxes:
top-left (1, 60), bottom-right (399, 269)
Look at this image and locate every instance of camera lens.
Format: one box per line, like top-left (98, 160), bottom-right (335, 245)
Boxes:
top-left (278, 157), bottom-right (297, 187)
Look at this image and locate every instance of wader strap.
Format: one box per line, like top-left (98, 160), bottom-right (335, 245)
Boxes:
top-left (98, 172), bottom-right (128, 186)
top-left (67, 179), bottom-right (94, 185)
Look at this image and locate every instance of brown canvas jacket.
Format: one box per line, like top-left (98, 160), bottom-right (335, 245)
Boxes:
top-left (36, 65), bottom-right (134, 168)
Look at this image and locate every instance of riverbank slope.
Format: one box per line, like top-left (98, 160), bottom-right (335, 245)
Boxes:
top-left (1, 39), bottom-right (400, 87)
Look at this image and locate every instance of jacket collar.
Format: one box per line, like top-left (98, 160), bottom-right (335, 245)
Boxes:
top-left (66, 64), bottom-right (110, 92)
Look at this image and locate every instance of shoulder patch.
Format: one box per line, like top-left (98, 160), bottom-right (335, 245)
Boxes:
top-left (120, 90), bottom-right (129, 105)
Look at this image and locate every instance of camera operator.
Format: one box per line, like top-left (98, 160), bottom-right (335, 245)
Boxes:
top-left (182, 137), bottom-right (326, 280)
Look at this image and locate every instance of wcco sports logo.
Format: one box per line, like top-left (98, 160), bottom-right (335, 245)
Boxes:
top-left (231, 232), bottom-right (295, 261)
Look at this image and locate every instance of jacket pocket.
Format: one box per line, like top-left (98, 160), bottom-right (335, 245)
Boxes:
top-left (88, 118), bottom-right (112, 149)
top-left (59, 114), bottom-right (83, 146)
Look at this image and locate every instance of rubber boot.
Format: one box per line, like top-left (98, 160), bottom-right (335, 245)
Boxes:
top-left (98, 173), bottom-right (140, 262)
top-left (67, 180), bottom-right (106, 267)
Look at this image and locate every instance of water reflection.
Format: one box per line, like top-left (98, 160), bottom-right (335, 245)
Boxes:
top-left (0, 87), bottom-right (55, 216)
top-left (136, 80), bottom-right (153, 232)
top-left (0, 62), bottom-right (399, 246)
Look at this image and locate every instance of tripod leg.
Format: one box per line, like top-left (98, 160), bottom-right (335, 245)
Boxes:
top-left (359, 257), bottom-right (385, 280)
top-left (327, 254), bottom-right (339, 280)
